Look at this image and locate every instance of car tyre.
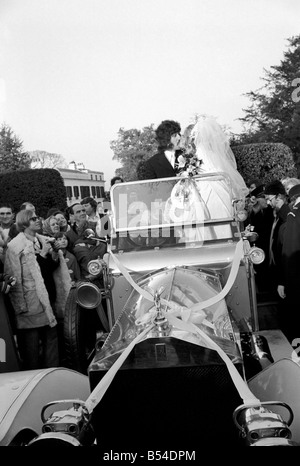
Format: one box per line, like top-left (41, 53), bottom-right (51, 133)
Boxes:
top-left (64, 288), bottom-right (100, 374)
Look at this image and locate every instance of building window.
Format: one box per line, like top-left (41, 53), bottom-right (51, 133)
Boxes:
top-left (95, 186), bottom-right (105, 198)
top-left (74, 186), bottom-right (79, 199)
top-left (91, 186), bottom-right (96, 197)
top-left (80, 186), bottom-right (90, 198)
top-left (66, 186), bottom-right (73, 199)
top-left (91, 174), bottom-right (93, 180)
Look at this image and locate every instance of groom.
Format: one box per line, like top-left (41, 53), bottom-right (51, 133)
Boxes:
top-left (138, 120), bottom-right (182, 179)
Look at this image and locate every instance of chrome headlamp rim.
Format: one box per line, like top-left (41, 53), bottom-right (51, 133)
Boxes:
top-left (249, 246), bottom-right (265, 265)
top-left (251, 437), bottom-right (297, 446)
top-left (76, 282), bottom-right (102, 309)
top-left (87, 259), bottom-right (103, 276)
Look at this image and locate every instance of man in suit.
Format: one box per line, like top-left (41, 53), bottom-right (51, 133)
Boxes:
top-left (138, 120), bottom-right (181, 180)
top-left (278, 184), bottom-right (300, 343)
top-left (264, 180), bottom-right (290, 287)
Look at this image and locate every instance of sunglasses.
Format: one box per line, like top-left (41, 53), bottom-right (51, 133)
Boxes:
top-left (30, 216), bottom-right (39, 222)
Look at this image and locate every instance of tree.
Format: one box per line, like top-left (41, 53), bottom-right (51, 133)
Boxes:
top-left (237, 35), bottom-right (300, 173)
top-left (110, 125), bottom-right (157, 181)
top-left (0, 123), bottom-right (31, 172)
top-left (232, 142), bottom-right (297, 186)
top-left (28, 150), bottom-right (68, 169)
top-left (0, 168), bottom-right (67, 219)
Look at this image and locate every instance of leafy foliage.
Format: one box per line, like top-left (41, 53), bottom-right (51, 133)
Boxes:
top-left (232, 142), bottom-right (297, 185)
top-left (0, 123), bottom-right (31, 172)
top-left (237, 35), bottom-right (300, 173)
top-left (110, 125), bottom-right (157, 181)
top-left (0, 168), bottom-right (67, 218)
top-left (29, 150), bottom-right (68, 169)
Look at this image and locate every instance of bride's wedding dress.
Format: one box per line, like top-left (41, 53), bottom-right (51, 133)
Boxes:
top-left (191, 117), bottom-right (248, 234)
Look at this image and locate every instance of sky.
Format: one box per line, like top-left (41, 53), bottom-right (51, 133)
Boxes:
top-left (0, 0), bottom-right (300, 189)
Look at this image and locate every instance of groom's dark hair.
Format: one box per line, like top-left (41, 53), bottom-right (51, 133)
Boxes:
top-left (155, 120), bottom-right (181, 150)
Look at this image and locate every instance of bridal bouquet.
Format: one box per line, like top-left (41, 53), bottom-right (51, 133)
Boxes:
top-left (175, 151), bottom-right (203, 177)
top-left (175, 130), bottom-right (203, 177)
top-left (170, 125), bottom-right (204, 217)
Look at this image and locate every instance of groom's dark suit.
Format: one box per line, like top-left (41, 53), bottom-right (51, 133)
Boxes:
top-left (139, 149), bottom-right (180, 180)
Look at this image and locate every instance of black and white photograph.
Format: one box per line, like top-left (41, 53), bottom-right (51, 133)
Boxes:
top-left (0, 0), bottom-right (300, 455)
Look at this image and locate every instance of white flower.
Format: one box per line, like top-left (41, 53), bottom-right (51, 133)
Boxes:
top-left (177, 155), bottom-right (186, 168)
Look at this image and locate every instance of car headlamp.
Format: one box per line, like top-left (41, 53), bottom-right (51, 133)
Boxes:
top-left (249, 247), bottom-right (265, 265)
top-left (236, 209), bottom-right (248, 222)
top-left (76, 282), bottom-right (102, 308)
top-left (87, 259), bottom-right (104, 276)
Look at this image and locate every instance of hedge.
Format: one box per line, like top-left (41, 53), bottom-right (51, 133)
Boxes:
top-left (232, 142), bottom-right (297, 185)
top-left (0, 168), bottom-right (67, 218)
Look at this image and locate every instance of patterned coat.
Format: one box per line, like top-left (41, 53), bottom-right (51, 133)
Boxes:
top-left (4, 232), bottom-right (58, 329)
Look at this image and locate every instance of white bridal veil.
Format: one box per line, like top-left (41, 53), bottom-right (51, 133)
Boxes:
top-left (191, 117), bottom-right (249, 200)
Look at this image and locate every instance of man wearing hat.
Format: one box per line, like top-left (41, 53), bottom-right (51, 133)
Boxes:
top-left (279, 183), bottom-right (300, 343)
top-left (264, 181), bottom-right (290, 328)
top-left (248, 179), bottom-right (263, 194)
top-left (264, 180), bottom-right (290, 276)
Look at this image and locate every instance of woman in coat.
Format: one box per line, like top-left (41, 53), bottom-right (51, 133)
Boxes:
top-left (4, 209), bottom-right (60, 369)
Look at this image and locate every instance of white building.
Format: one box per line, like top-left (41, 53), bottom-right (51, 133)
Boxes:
top-left (58, 161), bottom-right (106, 206)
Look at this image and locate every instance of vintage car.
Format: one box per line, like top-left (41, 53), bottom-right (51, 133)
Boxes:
top-left (1, 173), bottom-right (300, 448)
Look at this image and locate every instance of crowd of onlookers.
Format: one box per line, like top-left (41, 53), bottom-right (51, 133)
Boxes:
top-left (1, 171), bottom-right (300, 371)
top-left (0, 176), bottom-right (124, 371)
top-left (243, 176), bottom-right (300, 344)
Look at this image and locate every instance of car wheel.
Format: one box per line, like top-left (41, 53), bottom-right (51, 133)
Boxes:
top-left (64, 289), bottom-right (103, 374)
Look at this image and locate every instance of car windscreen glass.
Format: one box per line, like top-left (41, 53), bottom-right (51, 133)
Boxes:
top-left (110, 173), bottom-right (239, 251)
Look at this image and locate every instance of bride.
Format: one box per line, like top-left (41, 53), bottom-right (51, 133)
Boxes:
top-left (172, 116), bottom-right (249, 239)
top-left (190, 116), bottom-right (248, 201)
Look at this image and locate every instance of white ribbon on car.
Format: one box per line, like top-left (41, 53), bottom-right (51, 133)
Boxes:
top-left (85, 322), bottom-right (156, 413)
top-left (110, 237), bottom-right (245, 315)
top-left (85, 238), bottom-right (261, 415)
